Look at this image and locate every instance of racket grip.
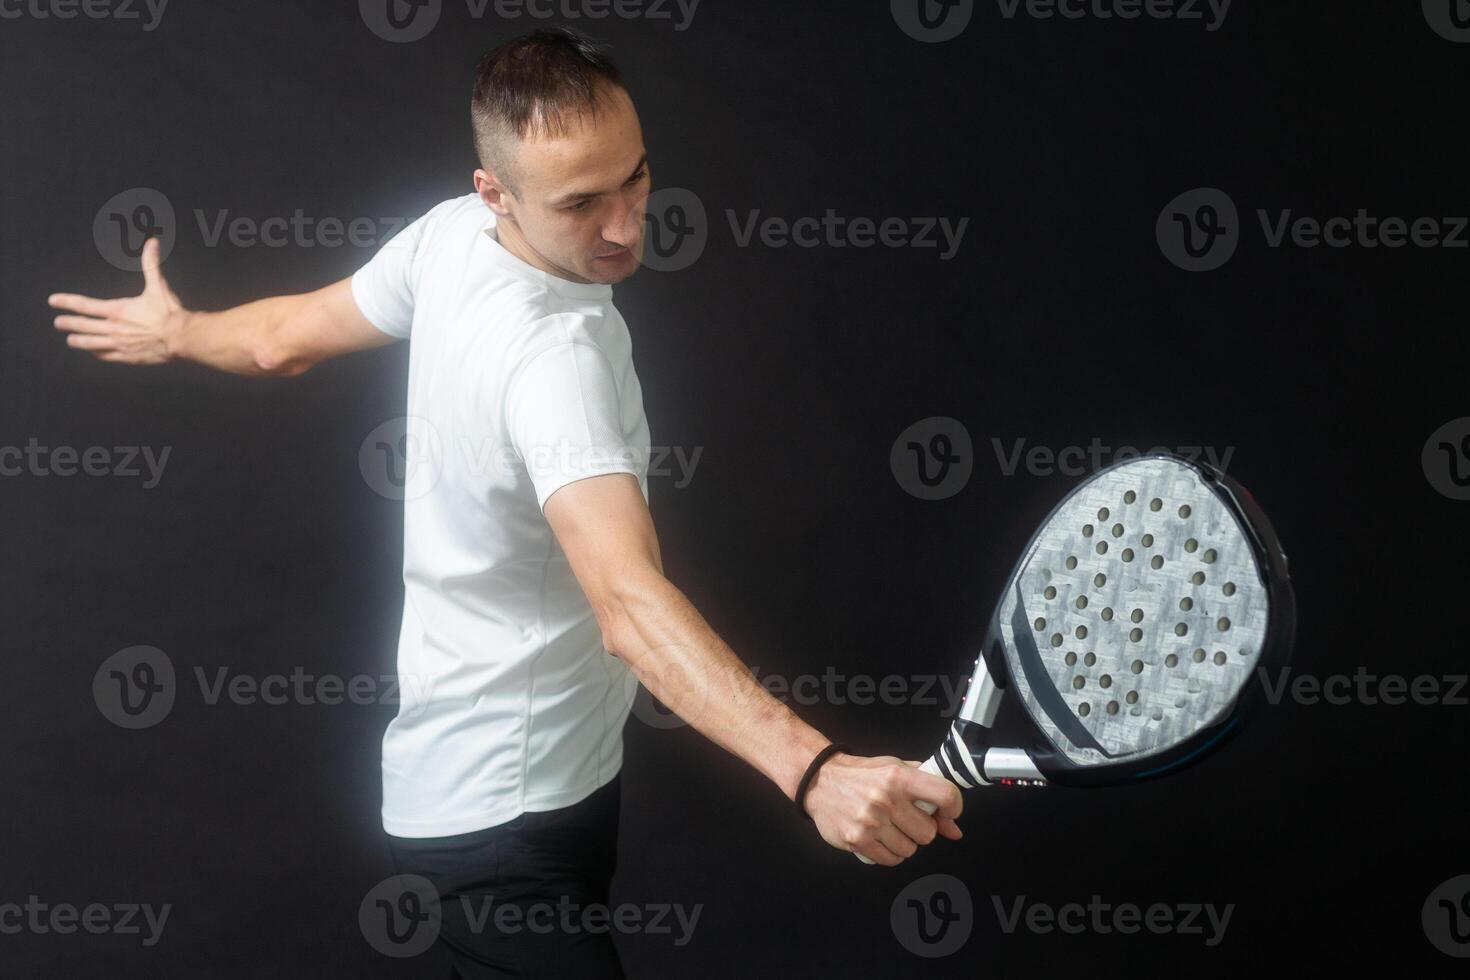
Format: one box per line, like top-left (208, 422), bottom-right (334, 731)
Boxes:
top-left (854, 756), bottom-right (944, 864)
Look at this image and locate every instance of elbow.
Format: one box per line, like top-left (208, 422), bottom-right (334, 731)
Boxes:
top-left (594, 576), bottom-right (656, 663)
top-left (252, 339), bottom-right (312, 377)
top-left (596, 596), bottom-right (632, 661)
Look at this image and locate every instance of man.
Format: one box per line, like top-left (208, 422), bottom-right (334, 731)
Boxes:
top-left (49, 27), bottom-right (963, 978)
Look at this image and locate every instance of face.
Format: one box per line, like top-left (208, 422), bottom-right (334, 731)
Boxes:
top-left (475, 84), bottom-right (649, 285)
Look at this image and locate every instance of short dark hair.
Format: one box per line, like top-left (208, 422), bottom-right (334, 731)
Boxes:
top-left (470, 27), bottom-right (625, 195)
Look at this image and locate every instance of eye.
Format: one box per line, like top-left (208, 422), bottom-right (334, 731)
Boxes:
top-left (566, 200), bottom-right (590, 213)
top-left (626, 167), bottom-right (648, 186)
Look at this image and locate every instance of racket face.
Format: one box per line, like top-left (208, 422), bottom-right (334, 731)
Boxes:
top-left (989, 454), bottom-right (1291, 782)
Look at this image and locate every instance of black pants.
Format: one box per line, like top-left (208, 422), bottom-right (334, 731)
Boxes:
top-left (386, 775), bottom-right (625, 979)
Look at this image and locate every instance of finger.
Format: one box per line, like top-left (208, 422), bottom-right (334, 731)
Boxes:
top-left (855, 834), bottom-right (905, 868)
top-left (140, 237), bottom-right (165, 293)
top-left (54, 314), bottom-right (119, 335)
top-left (935, 816), bottom-right (964, 842)
top-left (48, 293), bottom-right (120, 317)
top-left (889, 796), bottom-right (941, 847)
top-left (873, 822), bottom-right (920, 862)
top-left (906, 768), bottom-right (964, 821)
top-left (66, 332), bottom-right (123, 352)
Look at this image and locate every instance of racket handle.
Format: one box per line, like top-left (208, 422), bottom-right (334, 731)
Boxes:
top-left (854, 756), bottom-right (944, 864)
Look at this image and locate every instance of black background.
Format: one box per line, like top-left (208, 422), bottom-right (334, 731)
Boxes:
top-left (3, 0), bottom-right (1467, 976)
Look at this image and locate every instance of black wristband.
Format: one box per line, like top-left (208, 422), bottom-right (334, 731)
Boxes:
top-left (794, 743), bottom-right (849, 819)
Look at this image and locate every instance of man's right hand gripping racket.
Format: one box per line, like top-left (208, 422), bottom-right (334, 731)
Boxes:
top-left (858, 452), bottom-right (1294, 863)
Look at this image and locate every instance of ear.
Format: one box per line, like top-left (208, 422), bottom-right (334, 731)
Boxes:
top-left (474, 169), bottom-right (512, 216)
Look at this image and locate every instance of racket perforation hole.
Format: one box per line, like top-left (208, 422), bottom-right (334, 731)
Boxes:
top-left (1130, 608), bottom-right (1144, 623)
top-left (1124, 490), bottom-right (1137, 504)
top-left (1043, 586), bottom-right (1057, 600)
top-left (1082, 524), bottom-right (1094, 538)
top-left (1149, 498), bottom-right (1163, 512)
top-left (1151, 555), bottom-right (1165, 570)
top-left (1064, 651), bottom-right (1077, 666)
top-left (1083, 652), bottom-right (1097, 667)
top-left (1184, 538), bottom-right (1198, 553)
top-left (1106, 700), bottom-right (1119, 715)
top-left (1151, 708), bottom-right (1164, 721)
top-left (1098, 507), bottom-right (1110, 520)
top-left (1111, 523), bottom-right (1124, 538)
top-left (1191, 571), bottom-right (1206, 585)
top-left (1125, 690), bottom-right (1139, 704)
top-left (1095, 542), bottom-right (1108, 555)
top-left (1034, 617), bottom-right (1046, 631)
top-left (1179, 597), bottom-right (1193, 612)
top-left (1217, 617), bottom-right (1231, 632)
top-left (1141, 533), bottom-right (1155, 548)
top-left (1121, 548), bottom-right (1134, 562)
top-left (1192, 648), bottom-right (1207, 663)
top-left (1203, 548), bottom-right (1218, 563)
top-left (1094, 573), bottom-right (1107, 588)
top-left (1100, 607), bottom-right (1113, 621)
top-left (1072, 675), bottom-right (1086, 690)
top-left (1174, 622), bottom-right (1188, 637)
top-left (1223, 582), bottom-right (1236, 596)
top-left (1130, 659), bottom-right (1144, 674)
top-left (1165, 653), bottom-right (1179, 668)
top-left (1066, 556), bottom-right (1078, 570)
top-left (1075, 625), bottom-right (1088, 640)
top-left (1213, 651), bottom-right (1228, 665)
top-left (1051, 633), bottom-right (1064, 647)
top-left (1099, 674), bottom-right (1112, 688)
top-left (1129, 628), bottom-right (1143, 642)
top-left (1075, 596), bottom-right (1088, 610)
top-left (1178, 504), bottom-right (1192, 519)
top-left (1078, 702), bottom-right (1091, 717)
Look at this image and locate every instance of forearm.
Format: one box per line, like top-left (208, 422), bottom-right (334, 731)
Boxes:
top-left (169, 292), bottom-right (315, 376)
top-left (603, 573), bottom-right (831, 800)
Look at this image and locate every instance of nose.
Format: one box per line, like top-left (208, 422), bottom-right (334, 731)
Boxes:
top-left (603, 192), bottom-right (646, 251)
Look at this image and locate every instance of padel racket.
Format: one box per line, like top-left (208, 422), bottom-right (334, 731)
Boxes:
top-left (858, 451), bottom-right (1294, 863)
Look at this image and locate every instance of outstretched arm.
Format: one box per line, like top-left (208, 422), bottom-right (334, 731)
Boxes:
top-left (543, 472), bottom-right (965, 866)
top-left (49, 237), bottom-right (396, 377)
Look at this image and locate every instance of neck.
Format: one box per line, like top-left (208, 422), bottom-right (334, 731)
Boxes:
top-left (494, 215), bottom-right (595, 285)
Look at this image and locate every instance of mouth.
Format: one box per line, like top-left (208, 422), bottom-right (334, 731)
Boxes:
top-left (595, 246), bottom-right (632, 259)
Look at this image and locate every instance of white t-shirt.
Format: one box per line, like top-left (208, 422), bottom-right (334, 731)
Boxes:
top-left (351, 192), bottom-right (648, 838)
